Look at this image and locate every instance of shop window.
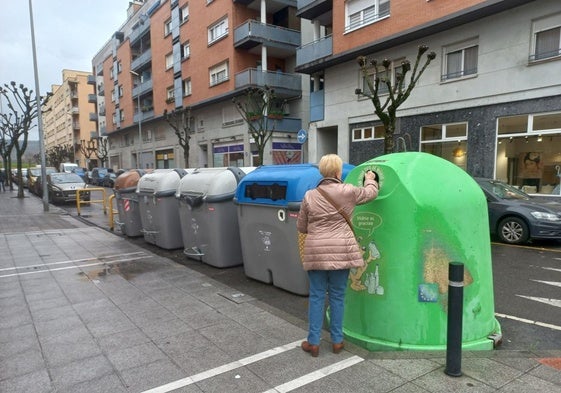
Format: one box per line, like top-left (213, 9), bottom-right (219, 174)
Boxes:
top-left (420, 123), bottom-right (468, 168)
top-left (442, 39), bottom-right (478, 81)
top-left (213, 144), bottom-right (243, 167)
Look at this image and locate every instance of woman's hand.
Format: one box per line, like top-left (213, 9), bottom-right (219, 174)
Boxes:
top-left (364, 170), bottom-right (375, 181)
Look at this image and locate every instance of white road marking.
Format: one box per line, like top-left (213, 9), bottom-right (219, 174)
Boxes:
top-left (516, 295), bottom-right (561, 309)
top-left (532, 280), bottom-right (561, 288)
top-left (262, 356), bottom-right (364, 393)
top-left (141, 340), bottom-right (302, 393)
top-left (543, 267), bottom-right (561, 273)
top-left (495, 312), bottom-right (561, 331)
top-left (0, 254), bottom-right (151, 278)
top-left (0, 252), bottom-right (147, 272)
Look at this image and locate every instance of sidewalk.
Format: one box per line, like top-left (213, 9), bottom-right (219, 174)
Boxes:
top-left (1, 187), bottom-right (560, 393)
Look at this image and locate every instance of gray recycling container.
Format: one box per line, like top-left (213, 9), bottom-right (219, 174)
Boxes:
top-left (137, 168), bottom-right (190, 249)
top-left (114, 169), bottom-right (145, 237)
top-left (233, 163), bottom-right (353, 295)
top-left (176, 166), bottom-right (255, 267)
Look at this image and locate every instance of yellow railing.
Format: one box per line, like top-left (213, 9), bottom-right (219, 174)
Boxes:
top-left (108, 194), bottom-right (119, 231)
top-left (76, 187), bottom-right (107, 216)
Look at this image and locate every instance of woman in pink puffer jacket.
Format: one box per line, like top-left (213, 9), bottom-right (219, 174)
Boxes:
top-left (297, 154), bottom-right (378, 357)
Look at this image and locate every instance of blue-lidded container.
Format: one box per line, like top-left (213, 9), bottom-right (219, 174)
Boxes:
top-left (234, 163), bottom-right (353, 295)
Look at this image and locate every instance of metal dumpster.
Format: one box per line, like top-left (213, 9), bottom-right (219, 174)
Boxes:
top-left (234, 163), bottom-right (353, 295)
top-left (114, 169), bottom-right (145, 237)
top-left (137, 168), bottom-right (189, 249)
top-left (176, 166), bottom-right (255, 267)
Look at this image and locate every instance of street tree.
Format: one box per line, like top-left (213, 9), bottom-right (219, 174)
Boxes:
top-left (46, 144), bottom-right (73, 169)
top-left (79, 138), bottom-right (98, 170)
top-left (0, 82), bottom-right (49, 197)
top-left (233, 86), bottom-right (286, 165)
top-left (355, 45), bottom-right (436, 154)
top-left (96, 137), bottom-right (109, 168)
top-left (164, 107), bottom-right (192, 167)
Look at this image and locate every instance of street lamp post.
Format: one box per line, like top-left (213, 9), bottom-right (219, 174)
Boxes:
top-left (130, 70), bottom-right (142, 170)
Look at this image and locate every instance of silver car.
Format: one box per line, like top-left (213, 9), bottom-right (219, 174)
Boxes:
top-left (45, 172), bottom-right (90, 204)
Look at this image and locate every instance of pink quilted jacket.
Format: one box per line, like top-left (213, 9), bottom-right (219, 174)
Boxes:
top-left (297, 177), bottom-right (379, 271)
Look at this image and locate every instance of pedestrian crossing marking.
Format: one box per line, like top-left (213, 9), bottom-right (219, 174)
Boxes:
top-left (516, 295), bottom-right (561, 309)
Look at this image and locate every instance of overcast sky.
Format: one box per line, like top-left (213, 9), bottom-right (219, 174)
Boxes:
top-left (0, 0), bottom-right (131, 139)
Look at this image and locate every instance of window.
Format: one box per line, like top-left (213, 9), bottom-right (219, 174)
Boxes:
top-left (164, 19), bottom-right (172, 36)
top-left (111, 89), bottom-right (115, 102)
top-left (119, 109), bottom-right (125, 122)
top-left (345, 0), bottom-right (389, 33)
top-left (530, 14), bottom-right (561, 61)
top-left (165, 53), bottom-right (174, 70)
top-left (180, 4), bottom-right (189, 23)
top-left (420, 123), bottom-right (468, 168)
top-left (360, 58), bottom-right (404, 96)
top-left (183, 78), bottom-right (192, 96)
top-left (166, 86), bottom-right (175, 101)
top-left (112, 113), bottom-right (117, 124)
top-left (118, 85), bottom-right (124, 97)
top-left (442, 39), bottom-right (478, 81)
top-left (210, 61), bottom-right (228, 86)
top-left (352, 125), bottom-right (385, 141)
top-left (208, 18), bottom-right (228, 44)
top-left (181, 41), bottom-right (190, 60)
top-left (117, 61), bottom-right (122, 73)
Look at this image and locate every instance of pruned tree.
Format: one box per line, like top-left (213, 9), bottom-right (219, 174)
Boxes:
top-left (355, 45), bottom-right (436, 154)
top-left (79, 138), bottom-right (98, 170)
top-left (164, 107), bottom-right (191, 167)
top-left (0, 82), bottom-right (50, 198)
top-left (46, 144), bottom-right (73, 169)
top-left (96, 137), bottom-right (109, 168)
top-left (233, 86), bottom-right (286, 166)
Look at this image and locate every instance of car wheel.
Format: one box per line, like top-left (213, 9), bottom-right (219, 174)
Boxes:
top-left (498, 216), bottom-right (529, 244)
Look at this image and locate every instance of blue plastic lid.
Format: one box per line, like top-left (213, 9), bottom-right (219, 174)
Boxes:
top-left (234, 163), bottom-right (354, 206)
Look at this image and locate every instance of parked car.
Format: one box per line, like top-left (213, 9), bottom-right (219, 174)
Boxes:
top-left (71, 167), bottom-right (86, 181)
top-left (28, 166), bottom-right (57, 195)
top-left (39, 172), bottom-right (89, 204)
top-left (475, 178), bottom-right (561, 244)
top-left (90, 167), bottom-right (108, 186)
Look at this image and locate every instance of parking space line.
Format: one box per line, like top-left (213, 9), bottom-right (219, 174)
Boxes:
top-left (141, 340), bottom-right (301, 393)
top-left (0, 254), bottom-right (151, 278)
top-left (495, 312), bottom-right (561, 331)
top-left (0, 252), bottom-right (147, 272)
top-left (262, 355), bottom-right (364, 393)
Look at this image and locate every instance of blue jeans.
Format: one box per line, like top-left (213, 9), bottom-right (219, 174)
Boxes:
top-left (307, 269), bottom-right (350, 346)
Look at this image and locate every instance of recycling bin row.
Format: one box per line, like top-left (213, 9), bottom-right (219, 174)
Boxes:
top-left (112, 153), bottom-right (501, 352)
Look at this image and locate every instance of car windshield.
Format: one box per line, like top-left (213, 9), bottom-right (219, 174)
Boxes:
top-left (50, 173), bottom-right (83, 184)
top-left (479, 180), bottom-right (530, 200)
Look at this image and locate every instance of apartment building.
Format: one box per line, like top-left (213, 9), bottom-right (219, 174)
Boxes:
top-left (90, 0), bottom-right (309, 171)
top-left (296, 0), bottom-right (561, 192)
top-left (43, 69), bottom-right (97, 168)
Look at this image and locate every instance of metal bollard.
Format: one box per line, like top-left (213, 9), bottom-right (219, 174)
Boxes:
top-left (444, 262), bottom-right (464, 377)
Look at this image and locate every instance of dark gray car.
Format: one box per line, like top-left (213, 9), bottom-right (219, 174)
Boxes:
top-left (475, 178), bottom-right (561, 244)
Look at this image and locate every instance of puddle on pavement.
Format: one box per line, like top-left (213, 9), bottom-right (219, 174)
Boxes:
top-left (77, 260), bottom-right (160, 281)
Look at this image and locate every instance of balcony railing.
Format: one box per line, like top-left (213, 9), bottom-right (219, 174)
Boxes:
top-left (132, 79), bottom-right (153, 98)
top-left (131, 48), bottom-right (152, 72)
top-left (129, 21), bottom-right (150, 46)
top-left (296, 35), bottom-right (332, 67)
top-left (89, 113), bottom-right (98, 121)
top-left (88, 94), bottom-right (97, 103)
top-left (234, 20), bottom-right (300, 52)
top-left (235, 68), bottom-right (301, 99)
top-left (296, 0), bottom-right (332, 20)
top-left (87, 75), bottom-right (96, 85)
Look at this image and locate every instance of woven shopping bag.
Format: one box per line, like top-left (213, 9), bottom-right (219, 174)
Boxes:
top-left (297, 232), bottom-right (306, 262)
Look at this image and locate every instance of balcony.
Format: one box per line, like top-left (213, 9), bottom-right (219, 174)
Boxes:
top-left (97, 83), bottom-right (105, 96)
top-left (133, 109), bottom-right (154, 123)
top-left (132, 79), bottom-right (153, 98)
top-left (89, 113), bottom-right (98, 121)
top-left (72, 122), bottom-right (80, 131)
top-left (131, 48), bottom-right (152, 72)
top-left (235, 69), bottom-right (301, 99)
top-left (87, 75), bottom-right (96, 85)
top-left (296, 0), bottom-right (332, 21)
top-left (70, 107), bottom-right (79, 115)
top-left (296, 35), bottom-right (332, 67)
top-left (129, 21), bottom-right (150, 46)
top-left (88, 94), bottom-right (97, 103)
top-left (234, 20), bottom-right (300, 57)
